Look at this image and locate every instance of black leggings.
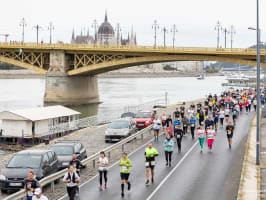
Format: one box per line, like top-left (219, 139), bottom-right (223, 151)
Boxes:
top-left (190, 127), bottom-right (195, 138)
top-left (220, 118), bottom-right (224, 126)
top-left (176, 137), bottom-right (182, 150)
top-left (99, 170), bottom-right (108, 185)
top-left (165, 151), bottom-right (172, 163)
top-left (67, 186), bottom-right (77, 200)
top-left (183, 126), bottom-right (187, 134)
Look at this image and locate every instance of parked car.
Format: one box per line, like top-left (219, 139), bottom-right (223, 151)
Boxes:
top-left (105, 118), bottom-right (136, 143)
top-left (0, 150), bottom-right (59, 193)
top-left (49, 141), bottom-right (87, 170)
top-left (134, 110), bottom-right (153, 129)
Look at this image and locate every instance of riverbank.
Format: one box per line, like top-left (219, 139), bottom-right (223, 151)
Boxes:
top-left (0, 69), bottom-right (223, 79)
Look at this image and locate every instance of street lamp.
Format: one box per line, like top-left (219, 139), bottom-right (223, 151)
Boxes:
top-left (248, 0), bottom-right (261, 166)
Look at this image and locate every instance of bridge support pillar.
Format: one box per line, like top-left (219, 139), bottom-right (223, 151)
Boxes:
top-left (44, 74), bottom-right (99, 105)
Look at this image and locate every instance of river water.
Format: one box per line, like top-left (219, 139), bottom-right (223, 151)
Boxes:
top-left (0, 76), bottom-right (225, 121)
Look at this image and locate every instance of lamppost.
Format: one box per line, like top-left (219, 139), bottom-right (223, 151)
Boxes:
top-left (171, 24), bottom-right (178, 48)
top-left (222, 27), bottom-right (229, 48)
top-left (20, 18), bottom-right (27, 43)
top-left (229, 25), bottom-right (236, 49)
top-left (48, 22), bottom-right (54, 44)
top-left (162, 26), bottom-right (168, 47)
top-left (215, 21), bottom-right (222, 48)
top-left (248, 0), bottom-right (261, 166)
top-left (33, 25), bottom-right (42, 44)
top-left (152, 20), bottom-right (159, 48)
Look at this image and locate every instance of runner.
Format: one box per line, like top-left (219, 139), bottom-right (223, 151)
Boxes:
top-left (174, 125), bottom-right (183, 153)
top-left (163, 134), bottom-right (174, 167)
top-left (196, 126), bottom-right (206, 153)
top-left (219, 108), bottom-right (225, 128)
top-left (189, 115), bottom-right (196, 139)
top-left (224, 106), bottom-right (230, 124)
top-left (232, 107), bottom-right (238, 125)
top-left (145, 143), bottom-right (159, 185)
top-left (161, 113), bottom-right (167, 134)
top-left (198, 111), bottom-right (205, 126)
top-left (244, 100), bottom-right (249, 113)
top-left (152, 115), bottom-right (161, 142)
top-left (166, 115), bottom-right (172, 127)
top-left (120, 152), bottom-right (132, 197)
top-left (226, 122), bottom-right (234, 149)
top-left (206, 125), bottom-right (216, 152)
top-left (173, 108), bottom-right (180, 119)
top-left (180, 105), bottom-right (185, 119)
top-left (182, 116), bottom-right (189, 136)
top-left (239, 101), bottom-right (243, 113)
top-left (253, 97), bottom-right (257, 111)
top-left (63, 165), bottom-right (80, 200)
top-left (24, 171), bottom-right (41, 200)
top-left (214, 111), bottom-right (219, 131)
top-left (98, 151), bottom-right (109, 190)
top-left (69, 153), bottom-right (84, 195)
top-left (32, 188), bottom-right (48, 200)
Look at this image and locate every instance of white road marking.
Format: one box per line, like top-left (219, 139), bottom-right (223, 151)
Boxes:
top-left (146, 140), bottom-right (199, 200)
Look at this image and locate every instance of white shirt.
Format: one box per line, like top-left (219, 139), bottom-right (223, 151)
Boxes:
top-left (197, 129), bottom-right (205, 138)
top-left (219, 111), bottom-right (225, 118)
top-left (153, 119), bottom-right (161, 130)
top-left (254, 100), bottom-right (257, 105)
top-left (99, 157), bottom-right (109, 171)
top-left (207, 130), bottom-right (216, 138)
top-left (32, 195), bottom-right (48, 200)
top-left (63, 172), bottom-right (80, 187)
top-left (225, 109), bottom-right (230, 115)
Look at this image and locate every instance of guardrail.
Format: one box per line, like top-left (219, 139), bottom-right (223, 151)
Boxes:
top-left (0, 42), bottom-right (262, 54)
top-left (3, 125), bottom-right (153, 200)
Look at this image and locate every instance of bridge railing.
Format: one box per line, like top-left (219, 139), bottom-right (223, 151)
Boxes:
top-left (0, 42), bottom-right (261, 54)
top-left (3, 124), bottom-right (153, 200)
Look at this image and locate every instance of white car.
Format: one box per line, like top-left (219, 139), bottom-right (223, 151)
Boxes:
top-left (105, 118), bottom-right (136, 143)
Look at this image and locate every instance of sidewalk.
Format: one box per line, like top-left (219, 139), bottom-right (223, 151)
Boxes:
top-left (237, 115), bottom-right (260, 200)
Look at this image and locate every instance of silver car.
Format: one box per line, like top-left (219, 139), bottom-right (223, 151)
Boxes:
top-left (105, 118), bottom-right (136, 143)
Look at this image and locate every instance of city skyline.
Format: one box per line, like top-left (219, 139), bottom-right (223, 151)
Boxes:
top-left (0, 0), bottom-right (265, 48)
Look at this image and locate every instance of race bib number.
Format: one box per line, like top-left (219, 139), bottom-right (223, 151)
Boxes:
top-left (184, 124), bottom-right (187, 127)
top-left (151, 161), bottom-right (156, 166)
top-left (27, 191), bottom-right (33, 196)
top-left (122, 166), bottom-right (127, 171)
top-left (176, 134), bottom-right (181, 138)
top-left (191, 124), bottom-right (195, 127)
top-left (228, 131), bottom-right (231, 135)
top-left (145, 162), bottom-right (149, 167)
top-left (99, 166), bottom-right (105, 171)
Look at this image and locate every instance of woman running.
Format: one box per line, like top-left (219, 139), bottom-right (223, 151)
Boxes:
top-left (163, 134), bottom-right (174, 167)
top-left (224, 106), bottom-right (230, 124)
top-left (161, 113), bottom-right (167, 134)
top-left (197, 125), bottom-right (206, 153)
top-left (63, 165), bottom-right (80, 200)
top-left (120, 152), bottom-right (132, 198)
top-left (98, 151), bottom-right (109, 190)
top-left (152, 115), bottom-right (161, 142)
top-left (219, 108), bottom-right (225, 128)
top-left (206, 125), bottom-right (216, 152)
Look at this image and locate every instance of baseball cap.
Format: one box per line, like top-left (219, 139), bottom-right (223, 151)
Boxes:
top-left (34, 188), bottom-right (42, 195)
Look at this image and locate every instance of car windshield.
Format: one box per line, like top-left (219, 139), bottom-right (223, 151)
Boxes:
top-left (135, 113), bottom-right (151, 118)
top-left (7, 154), bottom-right (42, 169)
top-left (50, 146), bottom-right (74, 155)
top-left (109, 121), bottom-right (129, 129)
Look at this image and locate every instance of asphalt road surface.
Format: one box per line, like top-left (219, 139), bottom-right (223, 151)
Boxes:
top-left (60, 111), bottom-right (254, 200)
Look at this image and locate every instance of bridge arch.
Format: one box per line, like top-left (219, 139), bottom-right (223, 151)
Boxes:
top-left (67, 54), bottom-right (260, 76)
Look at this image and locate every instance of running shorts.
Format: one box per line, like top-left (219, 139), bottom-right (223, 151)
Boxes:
top-left (225, 114), bottom-right (229, 118)
top-left (227, 133), bottom-right (233, 138)
top-left (145, 161), bottom-right (155, 169)
top-left (120, 173), bottom-right (130, 180)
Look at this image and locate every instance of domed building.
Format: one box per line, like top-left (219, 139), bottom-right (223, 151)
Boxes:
top-left (97, 12), bottom-right (116, 45)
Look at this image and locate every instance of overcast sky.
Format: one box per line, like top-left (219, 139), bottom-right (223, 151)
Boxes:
top-left (0, 0), bottom-right (265, 48)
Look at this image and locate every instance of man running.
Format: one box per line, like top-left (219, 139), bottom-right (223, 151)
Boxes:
top-left (69, 153), bottom-right (84, 195)
top-left (182, 116), bottom-right (189, 136)
top-left (189, 115), bottom-right (196, 139)
top-left (120, 152), bottom-right (132, 198)
top-left (24, 171), bottom-right (41, 200)
top-left (145, 143), bottom-right (159, 185)
top-left (226, 122), bottom-right (234, 149)
top-left (219, 108), bottom-right (225, 128)
top-left (174, 125), bottom-right (183, 153)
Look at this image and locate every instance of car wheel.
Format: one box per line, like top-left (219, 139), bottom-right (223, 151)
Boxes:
top-left (105, 140), bottom-right (109, 143)
top-left (1, 189), bottom-right (7, 193)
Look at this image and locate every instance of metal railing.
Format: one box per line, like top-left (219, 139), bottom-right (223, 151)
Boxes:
top-left (0, 42), bottom-right (263, 54)
top-left (3, 125), bottom-right (152, 200)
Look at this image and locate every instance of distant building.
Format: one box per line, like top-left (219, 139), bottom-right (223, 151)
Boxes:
top-left (70, 11), bottom-right (137, 46)
top-left (71, 29), bottom-right (94, 44)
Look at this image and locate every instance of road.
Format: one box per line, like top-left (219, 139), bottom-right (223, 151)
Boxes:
top-left (60, 111), bottom-right (254, 200)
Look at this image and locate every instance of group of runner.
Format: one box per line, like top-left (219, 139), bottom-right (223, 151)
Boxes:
top-left (61, 88), bottom-right (262, 200)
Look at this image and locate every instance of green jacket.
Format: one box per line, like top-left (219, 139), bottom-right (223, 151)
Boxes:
top-left (120, 157), bottom-right (132, 173)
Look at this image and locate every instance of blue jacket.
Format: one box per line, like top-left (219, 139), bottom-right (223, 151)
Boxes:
top-left (173, 120), bottom-right (181, 129)
top-left (190, 116), bottom-right (196, 124)
top-left (163, 139), bottom-right (174, 152)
